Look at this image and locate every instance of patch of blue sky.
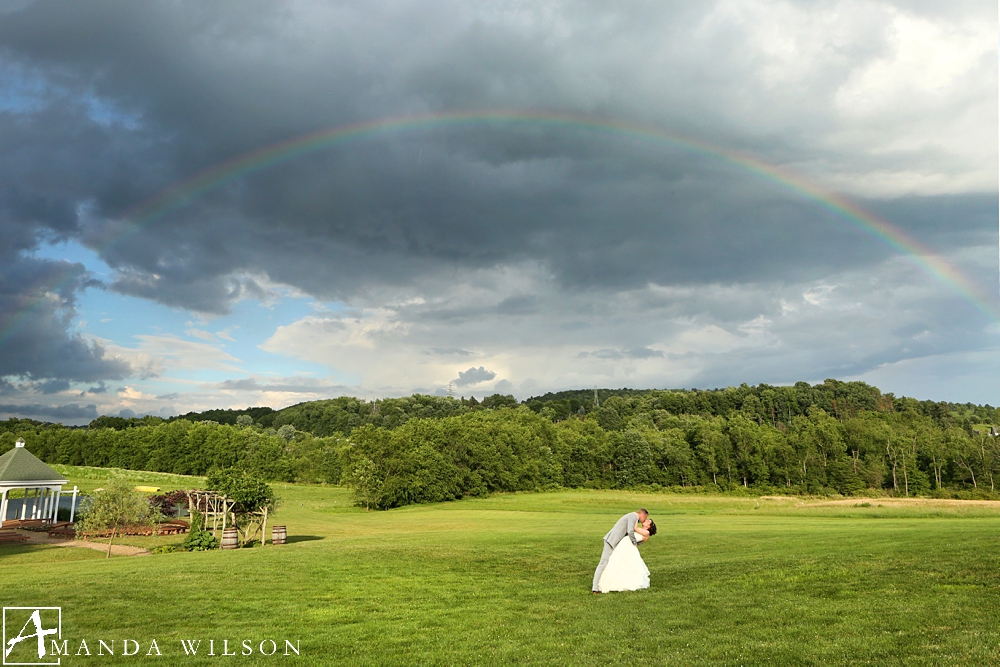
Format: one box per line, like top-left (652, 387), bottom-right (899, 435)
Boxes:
top-left (0, 64), bottom-right (47, 114)
top-left (34, 239), bottom-right (348, 386)
top-left (179, 297), bottom-right (334, 382)
top-left (82, 93), bottom-right (142, 129)
top-left (0, 62), bottom-right (141, 129)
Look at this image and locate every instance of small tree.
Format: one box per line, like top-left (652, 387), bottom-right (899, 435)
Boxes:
top-left (206, 468), bottom-right (278, 546)
top-left (77, 479), bottom-right (153, 558)
top-left (347, 456), bottom-right (380, 511)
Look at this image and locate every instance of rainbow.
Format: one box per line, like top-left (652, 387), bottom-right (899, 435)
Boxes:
top-left (5, 110), bottom-right (999, 347)
top-left (116, 110), bottom-right (999, 321)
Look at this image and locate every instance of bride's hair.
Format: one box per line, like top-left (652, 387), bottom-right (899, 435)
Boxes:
top-left (647, 521), bottom-right (657, 536)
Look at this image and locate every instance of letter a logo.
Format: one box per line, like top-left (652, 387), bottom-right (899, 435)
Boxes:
top-left (2, 608), bottom-right (61, 666)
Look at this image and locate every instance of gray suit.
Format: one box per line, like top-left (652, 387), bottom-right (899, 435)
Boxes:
top-left (592, 512), bottom-right (639, 591)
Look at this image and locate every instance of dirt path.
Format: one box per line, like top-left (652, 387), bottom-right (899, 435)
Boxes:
top-left (17, 530), bottom-right (151, 556)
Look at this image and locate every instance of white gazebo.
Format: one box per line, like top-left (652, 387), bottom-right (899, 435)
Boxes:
top-left (0, 438), bottom-right (77, 526)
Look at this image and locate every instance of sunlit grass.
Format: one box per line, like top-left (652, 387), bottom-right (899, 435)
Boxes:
top-left (49, 464), bottom-right (205, 492)
top-left (2, 466), bottom-right (999, 664)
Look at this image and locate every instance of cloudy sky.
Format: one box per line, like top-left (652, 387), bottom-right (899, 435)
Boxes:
top-left (0, 0), bottom-right (996, 424)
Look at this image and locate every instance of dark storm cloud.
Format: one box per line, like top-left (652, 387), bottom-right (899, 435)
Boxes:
top-left (0, 1), bottom-right (993, 390)
top-left (454, 366), bottom-right (496, 386)
top-left (0, 250), bottom-right (133, 382)
top-left (0, 402), bottom-right (97, 419)
top-left (0, 2), bottom-right (991, 304)
top-left (216, 377), bottom-right (350, 394)
top-left (579, 348), bottom-right (664, 360)
top-left (427, 348), bottom-right (474, 357)
top-left (864, 194), bottom-right (998, 250)
top-left (33, 379), bottom-right (69, 394)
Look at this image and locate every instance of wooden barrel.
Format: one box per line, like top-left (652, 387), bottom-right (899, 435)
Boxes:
top-left (221, 527), bottom-right (239, 550)
top-left (271, 525), bottom-right (287, 545)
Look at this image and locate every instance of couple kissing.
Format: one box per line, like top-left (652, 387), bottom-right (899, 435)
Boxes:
top-left (592, 508), bottom-right (656, 594)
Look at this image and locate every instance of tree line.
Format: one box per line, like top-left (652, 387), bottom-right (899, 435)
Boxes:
top-left (1, 380), bottom-right (997, 509)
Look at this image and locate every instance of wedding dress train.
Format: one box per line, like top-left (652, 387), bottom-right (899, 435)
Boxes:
top-left (596, 535), bottom-right (650, 593)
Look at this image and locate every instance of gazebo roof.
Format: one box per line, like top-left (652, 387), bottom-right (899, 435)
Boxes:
top-left (0, 442), bottom-right (67, 484)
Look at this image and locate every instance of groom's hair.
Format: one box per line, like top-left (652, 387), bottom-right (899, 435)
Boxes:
top-left (638, 508), bottom-right (648, 515)
top-left (647, 521), bottom-right (657, 536)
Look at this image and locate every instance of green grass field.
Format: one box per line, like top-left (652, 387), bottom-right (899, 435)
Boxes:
top-left (3, 467), bottom-right (1000, 665)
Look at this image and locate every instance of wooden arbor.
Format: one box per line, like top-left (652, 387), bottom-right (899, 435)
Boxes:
top-left (185, 490), bottom-right (270, 547)
top-left (185, 490), bottom-right (231, 533)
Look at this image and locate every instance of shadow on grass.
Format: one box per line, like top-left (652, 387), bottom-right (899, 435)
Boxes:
top-left (283, 535), bottom-right (324, 544)
top-left (0, 544), bottom-right (34, 553)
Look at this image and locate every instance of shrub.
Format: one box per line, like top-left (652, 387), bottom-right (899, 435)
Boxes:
top-left (76, 479), bottom-right (154, 558)
top-left (182, 529), bottom-right (219, 551)
top-left (149, 490), bottom-right (188, 518)
top-left (151, 545), bottom-right (183, 554)
top-left (182, 512), bottom-right (219, 551)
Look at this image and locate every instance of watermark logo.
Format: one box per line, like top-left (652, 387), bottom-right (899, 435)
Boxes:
top-left (3, 608), bottom-right (61, 666)
top-left (4, 606), bottom-right (299, 660)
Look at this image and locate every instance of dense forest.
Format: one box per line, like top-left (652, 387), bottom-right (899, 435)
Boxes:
top-left (2, 380), bottom-right (998, 509)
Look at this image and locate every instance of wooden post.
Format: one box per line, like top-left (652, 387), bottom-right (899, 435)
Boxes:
top-left (261, 506), bottom-right (268, 546)
top-left (70, 486), bottom-right (79, 523)
top-left (219, 498), bottom-right (227, 549)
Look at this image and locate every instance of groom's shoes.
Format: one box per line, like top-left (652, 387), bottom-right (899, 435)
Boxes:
top-left (592, 591), bottom-right (600, 595)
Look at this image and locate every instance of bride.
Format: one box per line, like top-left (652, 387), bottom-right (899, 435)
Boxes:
top-left (596, 519), bottom-right (656, 593)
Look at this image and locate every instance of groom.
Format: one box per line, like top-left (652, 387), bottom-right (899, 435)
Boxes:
top-left (592, 507), bottom-right (648, 593)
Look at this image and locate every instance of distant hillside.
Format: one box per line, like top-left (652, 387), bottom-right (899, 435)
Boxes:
top-left (77, 407), bottom-right (278, 431)
top-left (270, 393), bottom-right (517, 437)
top-left (166, 407), bottom-right (277, 426)
top-left (523, 380), bottom-right (998, 428)
top-left (4, 379), bottom-right (992, 437)
top-left (2, 378), bottom-right (998, 507)
top-left (149, 379), bottom-right (997, 438)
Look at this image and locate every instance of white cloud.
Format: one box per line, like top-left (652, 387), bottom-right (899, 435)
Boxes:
top-left (129, 335), bottom-right (243, 373)
top-left (215, 327), bottom-right (237, 342)
top-left (257, 253), bottom-right (998, 401)
top-left (834, 13), bottom-right (992, 118)
top-left (116, 385), bottom-right (155, 407)
top-left (185, 328), bottom-right (216, 342)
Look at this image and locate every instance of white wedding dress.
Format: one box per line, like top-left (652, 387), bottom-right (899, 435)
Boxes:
top-left (597, 534), bottom-right (650, 593)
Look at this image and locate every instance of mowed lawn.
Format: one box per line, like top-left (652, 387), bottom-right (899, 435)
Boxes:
top-left (3, 468), bottom-right (1000, 665)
